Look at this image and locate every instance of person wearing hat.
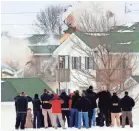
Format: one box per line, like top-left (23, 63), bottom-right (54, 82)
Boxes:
top-left (49, 94), bottom-right (65, 129)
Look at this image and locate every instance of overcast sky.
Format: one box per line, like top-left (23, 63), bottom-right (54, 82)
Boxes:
top-left (1, 1), bottom-right (139, 36)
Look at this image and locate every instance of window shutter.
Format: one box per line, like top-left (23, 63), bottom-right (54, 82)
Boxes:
top-left (89, 57), bottom-right (93, 69)
top-left (79, 56), bottom-right (81, 70)
top-left (72, 57), bottom-right (74, 69)
top-left (85, 57), bottom-right (87, 70)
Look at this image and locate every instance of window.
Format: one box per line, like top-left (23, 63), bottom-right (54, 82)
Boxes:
top-left (85, 57), bottom-right (95, 69)
top-left (72, 57), bottom-right (81, 70)
top-left (59, 56), bottom-right (69, 69)
top-left (120, 57), bottom-right (128, 69)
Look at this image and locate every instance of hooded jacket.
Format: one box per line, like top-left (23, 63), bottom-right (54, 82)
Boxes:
top-left (32, 96), bottom-right (41, 112)
top-left (60, 92), bottom-right (70, 110)
top-left (50, 95), bottom-right (64, 113)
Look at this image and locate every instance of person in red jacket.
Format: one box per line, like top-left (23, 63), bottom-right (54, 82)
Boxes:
top-left (50, 94), bottom-right (65, 129)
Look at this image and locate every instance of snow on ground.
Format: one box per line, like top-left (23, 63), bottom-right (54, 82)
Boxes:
top-left (1, 102), bottom-right (139, 131)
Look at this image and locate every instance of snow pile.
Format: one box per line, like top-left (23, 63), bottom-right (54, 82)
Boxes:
top-left (117, 42), bottom-right (131, 45)
top-left (117, 30), bottom-right (134, 32)
top-left (124, 23), bottom-right (135, 28)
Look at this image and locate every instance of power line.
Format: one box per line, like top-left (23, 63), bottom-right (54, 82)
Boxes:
top-left (2, 12), bottom-right (41, 15)
top-left (1, 24), bottom-right (41, 26)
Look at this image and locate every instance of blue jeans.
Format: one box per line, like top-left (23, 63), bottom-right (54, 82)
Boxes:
top-left (78, 112), bottom-right (89, 129)
top-left (33, 111), bottom-right (41, 128)
top-left (92, 108), bottom-right (96, 126)
top-left (69, 109), bottom-right (78, 127)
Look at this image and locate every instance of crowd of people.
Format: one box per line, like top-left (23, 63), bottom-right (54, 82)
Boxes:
top-left (14, 86), bottom-right (135, 130)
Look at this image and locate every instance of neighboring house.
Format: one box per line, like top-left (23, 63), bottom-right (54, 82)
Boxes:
top-left (110, 22), bottom-right (139, 32)
top-left (1, 78), bottom-right (53, 102)
top-left (52, 26), bottom-right (139, 92)
top-left (1, 62), bottom-right (16, 78)
top-left (24, 45), bottom-right (59, 80)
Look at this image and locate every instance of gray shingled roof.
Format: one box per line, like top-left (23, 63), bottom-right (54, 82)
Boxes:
top-left (132, 76), bottom-right (139, 83)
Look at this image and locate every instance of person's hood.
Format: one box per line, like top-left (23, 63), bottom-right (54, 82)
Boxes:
top-left (54, 94), bottom-right (59, 99)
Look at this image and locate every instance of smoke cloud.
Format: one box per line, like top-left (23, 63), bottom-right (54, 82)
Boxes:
top-left (1, 35), bottom-right (32, 70)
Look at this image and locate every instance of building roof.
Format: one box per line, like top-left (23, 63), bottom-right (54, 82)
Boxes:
top-left (110, 22), bottom-right (139, 32)
top-left (27, 34), bottom-right (60, 44)
top-left (28, 45), bottom-right (59, 54)
top-left (1, 62), bottom-right (15, 72)
top-left (1, 81), bottom-right (18, 102)
top-left (132, 76), bottom-right (139, 83)
top-left (1, 78), bottom-right (54, 101)
top-left (74, 31), bottom-right (139, 52)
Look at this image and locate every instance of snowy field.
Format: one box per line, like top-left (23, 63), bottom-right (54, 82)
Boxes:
top-left (1, 102), bottom-right (139, 131)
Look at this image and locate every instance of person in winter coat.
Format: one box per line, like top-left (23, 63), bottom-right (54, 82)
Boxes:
top-left (41, 89), bottom-right (54, 128)
top-left (49, 94), bottom-right (65, 129)
top-left (15, 92), bottom-right (28, 130)
top-left (14, 93), bottom-right (32, 113)
top-left (60, 91), bottom-right (70, 127)
top-left (25, 108), bottom-right (33, 128)
top-left (110, 93), bottom-right (121, 127)
top-left (69, 93), bottom-right (74, 110)
top-left (120, 91), bottom-right (135, 128)
top-left (97, 89), bottom-right (111, 127)
top-left (69, 90), bottom-right (81, 128)
top-left (75, 91), bottom-right (91, 129)
top-left (32, 94), bottom-right (41, 128)
top-left (86, 86), bottom-right (98, 127)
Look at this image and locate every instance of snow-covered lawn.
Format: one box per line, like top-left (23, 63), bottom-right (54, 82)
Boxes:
top-left (1, 102), bottom-right (139, 130)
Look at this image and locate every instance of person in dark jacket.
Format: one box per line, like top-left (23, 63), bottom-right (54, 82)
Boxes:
top-left (97, 89), bottom-right (111, 127)
top-left (14, 93), bottom-right (32, 113)
top-left (60, 91), bottom-right (70, 127)
top-left (86, 86), bottom-right (98, 127)
top-left (110, 93), bottom-right (121, 127)
top-left (32, 94), bottom-right (41, 128)
top-left (41, 89), bottom-right (54, 128)
top-left (120, 91), bottom-right (135, 128)
top-left (69, 90), bottom-right (81, 127)
top-left (15, 92), bottom-right (28, 130)
top-left (75, 91), bottom-right (91, 129)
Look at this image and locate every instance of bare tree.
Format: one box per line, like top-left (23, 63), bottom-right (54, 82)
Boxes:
top-left (34, 6), bottom-right (64, 37)
top-left (70, 33), bottom-right (139, 101)
top-left (77, 8), bottom-right (116, 32)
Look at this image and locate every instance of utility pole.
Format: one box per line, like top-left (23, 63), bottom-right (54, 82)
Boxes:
top-left (125, 2), bottom-right (139, 14)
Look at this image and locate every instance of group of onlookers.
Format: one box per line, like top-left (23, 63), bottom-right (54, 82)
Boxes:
top-left (14, 86), bottom-right (135, 130)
